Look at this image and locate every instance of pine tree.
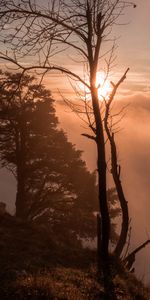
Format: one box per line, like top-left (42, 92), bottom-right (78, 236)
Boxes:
top-left (0, 71), bottom-right (120, 243)
top-left (0, 71), bottom-right (98, 239)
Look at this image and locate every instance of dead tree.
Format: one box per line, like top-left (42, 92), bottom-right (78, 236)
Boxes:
top-left (0, 1), bottom-right (136, 293)
top-left (104, 68), bottom-right (130, 258)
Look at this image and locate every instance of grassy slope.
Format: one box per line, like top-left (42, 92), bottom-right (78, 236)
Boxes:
top-left (0, 214), bottom-right (149, 300)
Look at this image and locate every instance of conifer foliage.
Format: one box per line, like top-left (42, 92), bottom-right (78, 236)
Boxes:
top-left (0, 71), bottom-right (98, 239)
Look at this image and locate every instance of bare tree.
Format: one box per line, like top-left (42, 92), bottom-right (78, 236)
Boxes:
top-left (104, 68), bottom-right (130, 258)
top-left (0, 0), bottom-right (136, 295)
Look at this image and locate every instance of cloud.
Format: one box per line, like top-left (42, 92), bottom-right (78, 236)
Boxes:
top-left (56, 92), bottom-right (150, 283)
top-left (1, 90), bottom-right (150, 283)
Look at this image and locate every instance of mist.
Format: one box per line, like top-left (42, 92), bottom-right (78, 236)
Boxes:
top-left (56, 92), bottom-right (150, 284)
top-left (1, 91), bottom-right (150, 284)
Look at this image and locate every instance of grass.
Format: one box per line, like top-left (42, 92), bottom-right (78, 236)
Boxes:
top-left (0, 213), bottom-right (150, 299)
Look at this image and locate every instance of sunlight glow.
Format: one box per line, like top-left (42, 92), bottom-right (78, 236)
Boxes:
top-left (96, 72), bottom-right (112, 101)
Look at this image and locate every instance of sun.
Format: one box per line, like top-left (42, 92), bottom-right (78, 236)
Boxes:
top-left (96, 71), bottom-right (112, 101)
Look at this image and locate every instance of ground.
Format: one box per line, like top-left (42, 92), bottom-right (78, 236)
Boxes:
top-left (0, 214), bottom-right (149, 299)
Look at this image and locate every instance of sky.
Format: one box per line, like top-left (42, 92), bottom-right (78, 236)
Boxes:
top-left (54, 0), bottom-right (150, 283)
top-left (0, 0), bottom-right (150, 283)
top-left (42, 0), bottom-right (150, 96)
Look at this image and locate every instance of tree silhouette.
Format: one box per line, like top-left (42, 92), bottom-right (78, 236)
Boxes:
top-left (0, 1), bottom-right (136, 296)
top-left (0, 70), bottom-right (121, 247)
top-left (0, 71), bottom-right (98, 238)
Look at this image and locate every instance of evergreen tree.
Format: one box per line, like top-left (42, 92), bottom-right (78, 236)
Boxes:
top-left (0, 71), bottom-right (98, 239)
top-left (0, 71), bottom-right (120, 242)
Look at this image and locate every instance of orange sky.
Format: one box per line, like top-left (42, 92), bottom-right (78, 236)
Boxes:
top-left (47, 1), bottom-right (150, 283)
top-left (0, 0), bottom-right (150, 283)
top-left (41, 0), bottom-right (150, 101)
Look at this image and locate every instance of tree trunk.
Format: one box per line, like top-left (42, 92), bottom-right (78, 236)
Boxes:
top-left (91, 86), bottom-right (110, 269)
top-left (16, 172), bottom-right (26, 219)
top-left (104, 69), bottom-right (130, 258)
top-left (15, 119), bottom-right (27, 220)
top-left (109, 133), bottom-right (129, 258)
top-left (90, 86), bottom-right (117, 299)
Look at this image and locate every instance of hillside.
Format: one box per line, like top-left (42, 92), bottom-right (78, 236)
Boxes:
top-left (0, 213), bottom-right (149, 300)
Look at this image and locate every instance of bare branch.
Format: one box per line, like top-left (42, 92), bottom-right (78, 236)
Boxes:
top-left (104, 69), bottom-right (130, 257)
top-left (81, 133), bottom-right (96, 141)
top-left (124, 239), bottom-right (150, 271)
top-left (0, 54), bottom-right (90, 89)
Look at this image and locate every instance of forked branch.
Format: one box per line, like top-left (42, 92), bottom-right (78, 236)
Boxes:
top-left (104, 68), bottom-right (130, 257)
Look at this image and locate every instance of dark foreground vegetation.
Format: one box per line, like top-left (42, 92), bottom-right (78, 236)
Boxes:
top-left (0, 213), bottom-right (149, 300)
top-left (0, 1), bottom-right (150, 298)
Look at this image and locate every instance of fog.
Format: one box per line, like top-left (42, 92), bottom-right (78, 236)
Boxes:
top-left (1, 92), bottom-right (150, 284)
top-left (56, 93), bottom-right (150, 284)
